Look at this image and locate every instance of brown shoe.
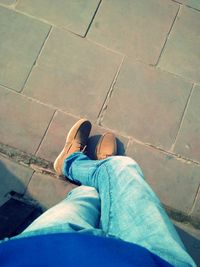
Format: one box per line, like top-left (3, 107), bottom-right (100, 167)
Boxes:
top-left (54, 119), bottom-right (92, 175)
top-left (95, 132), bottom-right (117, 160)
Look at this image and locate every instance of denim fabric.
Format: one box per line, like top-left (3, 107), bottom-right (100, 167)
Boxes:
top-left (20, 185), bottom-right (104, 238)
top-left (19, 152), bottom-right (195, 266)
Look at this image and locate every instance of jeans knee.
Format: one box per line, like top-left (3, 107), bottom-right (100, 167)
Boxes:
top-left (106, 155), bottom-right (138, 166)
top-left (68, 185), bottom-right (99, 199)
top-left (103, 155), bottom-right (143, 178)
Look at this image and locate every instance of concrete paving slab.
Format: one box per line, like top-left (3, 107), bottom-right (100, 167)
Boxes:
top-left (102, 58), bottom-right (191, 150)
top-left (87, 0), bottom-right (179, 64)
top-left (16, 0), bottom-right (100, 37)
top-left (0, 155), bottom-right (33, 206)
top-left (127, 141), bottom-right (200, 214)
top-left (23, 28), bottom-right (122, 120)
top-left (0, 6), bottom-right (50, 91)
top-left (0, 86), bottom-right (55, 154)
top-left (26, 172), bottom-right (77, 210)
top-left (174, 85), bottom-right (200, 163)
top-left (159, 6), bottom-right (200, 83)
top-left (176, 0), bottom-right (200, 10)
top-left (36, 111), bottom-right (78, 162)
top-left (0, 0), bottom-right (16, 5)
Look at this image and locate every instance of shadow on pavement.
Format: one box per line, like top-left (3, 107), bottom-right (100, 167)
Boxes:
top-left (175, 225), bottom-right (200, 266)
top-left (0, 160), bottom-right (42, 240)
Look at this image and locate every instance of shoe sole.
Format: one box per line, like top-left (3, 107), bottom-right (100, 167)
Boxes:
top-left (54, 118), bottom-right (91, 175)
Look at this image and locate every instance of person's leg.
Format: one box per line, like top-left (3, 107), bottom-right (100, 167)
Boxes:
top-left (62, 152), bottom-right (196, 267)
top-left (18, 186), bottom-right (102, 238)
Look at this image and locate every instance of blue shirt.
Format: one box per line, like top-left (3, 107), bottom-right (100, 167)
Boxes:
top-left (0, 233), bottom-right (172, 266)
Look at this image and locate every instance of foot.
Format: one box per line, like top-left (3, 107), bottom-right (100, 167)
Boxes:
top-left (54, 119), bottom-right (92, 175)
top-left (95, 132), bottom-right (117, 160)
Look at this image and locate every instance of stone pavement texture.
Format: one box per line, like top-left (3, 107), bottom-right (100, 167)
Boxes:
top-left (0, 0), bottom-right (200, 264)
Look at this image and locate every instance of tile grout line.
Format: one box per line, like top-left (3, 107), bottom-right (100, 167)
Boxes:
top-left (84, 0), bottom-right (103, 37)
top-left (155, 4), bottom-right (181, 66)
top-left (0, 143), bottom-right (53, 173)
top-left (34, 110), bottom-right (57, 156)
top-left (33, 25), bottom-right (53, 66)
top-left (24, 170), bottom-right (35, 196)
top-left (116, 125), bottom-right (200, 165)
top-left (171, 0), bottom-right (200, 12)
top-left (13, 0), bottom-right (20, 9)
top-left (0, 2), bottom-right (54, 26)
top-left (170, 83), bottom-right (195, 151)
top-left (125, 138), bottom-right (132, 155)
top-left (87, 38), bottom-right (125, 57)
top-left (185, 4), bottom-right (200, 12)
top-left (19, 26), bottom-right (53, 94)
top-left (156, 65), bottom-right (197, 84)
top-left (91, 121), bottom-right (200, 166)
top-left (97, 55), bottom-right (125, 125)
top-left (0, 83), bottom-right (85, 120)
top-left (131, 136), bottom-right (200, 166)
top-left (189, 184), bottom-right (200, 215)
top-left (0, 2), bottom-right (98, 39)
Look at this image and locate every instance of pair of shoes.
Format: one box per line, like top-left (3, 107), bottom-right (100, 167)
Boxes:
top-left (54, 119), bottom-right (117, 176)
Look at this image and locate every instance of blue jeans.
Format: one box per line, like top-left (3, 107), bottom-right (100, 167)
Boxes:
top-left (20, 152), bottom-right (195, 266)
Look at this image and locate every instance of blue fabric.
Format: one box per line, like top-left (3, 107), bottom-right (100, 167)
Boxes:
top-left (19, 186), bottom-right (103, 238)
top-left (8, 153), bottom-right (196, 266)
top-left (0, 233), bottom-right (173, 267)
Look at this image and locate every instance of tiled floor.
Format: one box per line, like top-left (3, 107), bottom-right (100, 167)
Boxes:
top-left (0, 0), bottom-right (200, 264)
